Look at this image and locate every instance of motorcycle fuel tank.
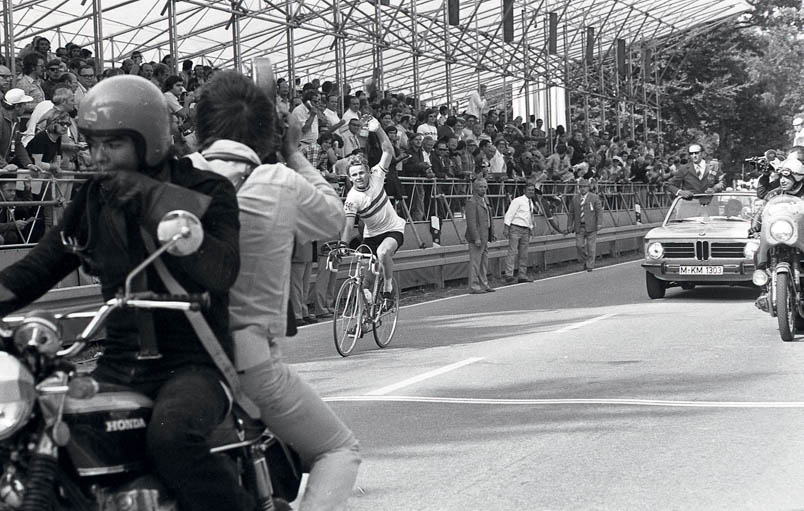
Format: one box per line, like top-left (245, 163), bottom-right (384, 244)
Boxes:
top-left (61, 390), bottom-right (154, 477)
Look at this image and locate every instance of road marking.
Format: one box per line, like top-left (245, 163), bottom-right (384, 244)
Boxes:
top-left (365, 357), bottom-right (484, 396)
top-left (551, 313), bottom-right (617, 333)
top-left (324, 395), bottom-right (804, 409)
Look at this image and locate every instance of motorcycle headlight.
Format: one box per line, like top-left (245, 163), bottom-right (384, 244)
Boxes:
top-left (744, 239), bottom-right (760, 258)
top-left (769, 220), bottom-right (795, 243)
top-left (0, 352), bottom-right (35, 440)
top-left (646, 241), bottom-right (664, 260)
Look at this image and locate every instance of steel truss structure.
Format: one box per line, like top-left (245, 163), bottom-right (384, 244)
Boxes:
top-left (2, 0), bottom-right (750, 139)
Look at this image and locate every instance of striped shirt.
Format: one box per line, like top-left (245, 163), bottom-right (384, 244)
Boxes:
top-left (343, 164), bottom-right (406, 238)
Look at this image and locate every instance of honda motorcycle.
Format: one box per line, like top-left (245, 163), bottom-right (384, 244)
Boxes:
top-left (752, 195), bottom-right (804, 341)
top-left (0, 211), bottom-right (298, 510)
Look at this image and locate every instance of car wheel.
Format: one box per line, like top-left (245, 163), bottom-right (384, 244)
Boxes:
top-left (646, 272), bottom-right (666, 299)
top-left (680, 283), bottom-right (696, 290)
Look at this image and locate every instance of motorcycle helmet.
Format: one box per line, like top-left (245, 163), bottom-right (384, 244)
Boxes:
top-left (778, 157), bottom-right (804, 182)
top-left (77, 75), bottom-right (171, 168)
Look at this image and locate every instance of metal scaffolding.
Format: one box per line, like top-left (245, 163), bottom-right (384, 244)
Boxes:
top-left (2, 0), bottom-right (751, 140)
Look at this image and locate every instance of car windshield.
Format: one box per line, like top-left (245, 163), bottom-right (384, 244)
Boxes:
top-left (667, 194), bottom-right (753, 224)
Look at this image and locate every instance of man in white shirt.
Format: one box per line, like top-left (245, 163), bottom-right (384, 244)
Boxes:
top-left (322, 94), bottom-right (343, 133)
top-left (416, 109), bottom-right (439, 140)
top-left (292, 90), bottom-right (321, 146)
top-left (502, 183), bottom-right (536, 283)
top-left (465, 84), bottom-right (487, 121)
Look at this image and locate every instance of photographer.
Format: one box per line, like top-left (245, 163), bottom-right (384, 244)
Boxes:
top-left (756, 149), bottom-right (783, 199)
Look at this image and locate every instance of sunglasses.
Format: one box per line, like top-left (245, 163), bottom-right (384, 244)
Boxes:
top-left (688, 151), bottom-right (700, 155)
top-left (58, 121), bottom-right (71, 126)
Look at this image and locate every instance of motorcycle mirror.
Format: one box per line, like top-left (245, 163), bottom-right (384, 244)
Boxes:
top-left (157, 210), bottom-right (204, 257)
top-left (13, 311), bottom-right (62, 356)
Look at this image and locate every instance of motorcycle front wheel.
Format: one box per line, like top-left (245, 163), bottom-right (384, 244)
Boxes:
top-left (776, 272), bottom-right (797, 342)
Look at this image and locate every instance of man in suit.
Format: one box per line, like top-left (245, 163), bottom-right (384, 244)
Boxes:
top-left (567, 178), bottom-right (603, 272)
top-left (465, 178), bottom-right (495, 293)
top-left (665, 143), bottom-right (725, 199)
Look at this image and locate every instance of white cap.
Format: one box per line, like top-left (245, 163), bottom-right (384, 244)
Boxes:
top-left (3, 88), bottom-right (33, 105)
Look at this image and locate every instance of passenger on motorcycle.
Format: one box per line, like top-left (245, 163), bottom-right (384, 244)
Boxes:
top-left (750, 156), bottom-right (804, 236)
top-left (0, 76), bottom-right (256, 511)
top-left (187, 71), bottom-right (361, 511)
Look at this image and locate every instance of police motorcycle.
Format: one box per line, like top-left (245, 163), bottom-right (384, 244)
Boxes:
top-left (751, 158), bottom-right (804, 342)
top-left (0, 211), bottom-right (298, 511)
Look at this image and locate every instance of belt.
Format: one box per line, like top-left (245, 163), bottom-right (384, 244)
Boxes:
top-left (512, 223), bottom-right (530, 229)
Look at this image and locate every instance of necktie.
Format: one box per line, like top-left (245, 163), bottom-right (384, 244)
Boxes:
top-left (580, 194), bottom-right (587, 225)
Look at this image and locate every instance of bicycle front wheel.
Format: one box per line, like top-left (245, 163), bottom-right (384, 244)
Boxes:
top-left (333, 280), bottom-right (360, 356)
top-left (373, 276), bottom-right (399, 348)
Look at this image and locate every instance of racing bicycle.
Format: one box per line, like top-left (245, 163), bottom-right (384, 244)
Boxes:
top-left (326, 243), bottom-right (400, 356)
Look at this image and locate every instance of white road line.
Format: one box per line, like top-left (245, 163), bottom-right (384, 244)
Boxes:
top-left (324, 395), bottom-right (804, 409)
top-left (551, 313), bottom-right (617, 333)
top-left (365, 357), bottom-right (484, 396)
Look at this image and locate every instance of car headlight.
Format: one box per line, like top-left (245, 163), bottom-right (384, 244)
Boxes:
top-left (744, 239), bottom-right (760, 258)
top-left (646, 241), bottom-right (664, 260)
top-left (0, 353), bottom-right (35, 440)
top-left (769, 219), bottom-right (795, 243)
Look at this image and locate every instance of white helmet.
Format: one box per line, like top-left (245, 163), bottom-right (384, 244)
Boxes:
top-left (779, 157), bottom-right (804, 182)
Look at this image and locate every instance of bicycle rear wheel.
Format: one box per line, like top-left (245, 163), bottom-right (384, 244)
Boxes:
top-left (333, 280), bottom-right (360, 356)
top-left (373, 276), bottom-right (399, 348)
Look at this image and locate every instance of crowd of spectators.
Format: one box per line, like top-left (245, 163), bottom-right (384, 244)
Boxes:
top-left (0, 34), bottom-right (688, 249)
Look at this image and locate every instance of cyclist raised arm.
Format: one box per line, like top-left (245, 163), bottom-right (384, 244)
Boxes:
top-left (341, 123), bottom-right (405, 307)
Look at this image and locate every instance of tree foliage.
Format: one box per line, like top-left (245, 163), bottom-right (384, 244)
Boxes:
top-left (656, 0), bottom-right (804, 168)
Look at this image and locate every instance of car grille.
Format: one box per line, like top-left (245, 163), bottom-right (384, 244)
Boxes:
top-left (662, 241), bottom-right (745, 260)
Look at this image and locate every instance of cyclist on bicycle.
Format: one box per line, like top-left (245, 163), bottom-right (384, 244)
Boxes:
top-left (340, 125), bottom-right (404, 309)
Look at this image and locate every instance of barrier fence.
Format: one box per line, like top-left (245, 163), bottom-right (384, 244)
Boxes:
top-left (0, 172), bottom-right (672, 249)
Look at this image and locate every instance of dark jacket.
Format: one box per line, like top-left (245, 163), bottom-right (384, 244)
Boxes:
top-left (0, 108), bottom-right (32, 168)
top-left (665, 161), bottom-right (726, 196)
top-left (0, 158), bottom-right (240, 383)
top-left (567, 191), bottom-right (604, 233)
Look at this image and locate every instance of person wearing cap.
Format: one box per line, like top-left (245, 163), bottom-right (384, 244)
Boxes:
top-left (665, 143), bottom-right (726, 199)
top-left (567, 178), bottom-right (604, 271)
top-left (751, 155), bottom-right (804, 235)
top-left (0, 88), bottom-right (37, 173)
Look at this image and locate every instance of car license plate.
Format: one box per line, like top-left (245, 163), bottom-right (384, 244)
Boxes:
top-left (679, 266), bottom-right (723, 275)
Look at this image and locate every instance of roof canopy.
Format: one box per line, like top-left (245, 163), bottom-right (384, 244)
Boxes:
top-left (4, 0), bottom-right (751, 103)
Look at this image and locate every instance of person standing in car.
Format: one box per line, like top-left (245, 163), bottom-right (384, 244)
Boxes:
top-left (665, 143), bottom-right (725, 198)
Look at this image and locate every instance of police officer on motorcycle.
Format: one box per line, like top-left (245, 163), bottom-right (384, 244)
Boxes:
top-left (0, 76), bottom-right (256, 510)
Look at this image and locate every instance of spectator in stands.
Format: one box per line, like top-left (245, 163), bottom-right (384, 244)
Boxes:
top-left (793, 115), bottom-right (804, 147)
top-left (0, 65), bottom-right (12, 96)
top-left (480, 139), bottom-right (506, 180)
top-left (275, 78), bottom-right (290, 117)
top-left (401, 132), bottom-right (430, 221)
top-left (531, 118), bottom-right (546, 139)
top-left (569, 130), bottom-right (588, 166)
top-left (73, 64), bottom-right (96, 107)
top-left (41, 59), bottom-right (63, 100)
top-left (25, 108), bottom-right (68, 173)
top-left (460, 139), bottom-right (478, 178)
top-left (0, 173), bottom-right (36, 245)
top-left (152, 63), bottom-right (169, 90)
top-left (502, 183), bottom-right (536, 282)
top-left (437, 115), bottom-right (456, 141)
top-left (162, 54), bottom-right (174, 70)
top-left (21, 85), bottom-right (74, 147)
top-left (567, 178), bottom-right (604, 271)
top-left (545, 143), bottom-right (573, 182)
top-left (55, 47), bottom-right (68, 62)
top-left (322, 94), bottom-right (343, 133)
top-left (342, 117), bottom-right (364, 156)
top-left (292, 89), bottom-right (321, 146)
top-left (163, 75), bottom-right (190, 124)
top-left (665, 143), bottom-right (726, 198)
top-left (466, 84), bottom-right (487, 121)
top-left (66, 43), bottom-right (82, 60)
top-left (17, 53), bottom-right (45, 116)
top-left (0, 89), bottom-right (36, 172)
top-left (430, 139), bottom-right (456, 179)
top-left (461, 114), bottom-right (478, 142)
top-left (437, 105), bottom-right (449, 126)
top-left (465, 177), bottom-right (495, 293)
top-left (121, 59), bottom-right (134, 75)
top-left (139, 61), bottom-right (154, 81)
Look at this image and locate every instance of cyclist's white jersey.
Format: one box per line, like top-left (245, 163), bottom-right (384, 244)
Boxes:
top-left (343, 164), bottom-right (406, 238)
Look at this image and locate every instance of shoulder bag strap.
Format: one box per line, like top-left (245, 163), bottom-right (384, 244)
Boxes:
top-left (141, 229), bottom-right (260, 419)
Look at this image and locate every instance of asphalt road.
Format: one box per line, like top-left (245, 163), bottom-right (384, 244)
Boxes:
top-left (283, 260), bottom-right (804, 511)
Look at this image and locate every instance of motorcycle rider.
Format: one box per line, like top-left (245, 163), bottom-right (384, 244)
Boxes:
top-left (750, 156), bottom-right (804, 312)
top-left (187, 70), bottom-right (361, 511)
top-left (0, 76), bottom-right (256, 511)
